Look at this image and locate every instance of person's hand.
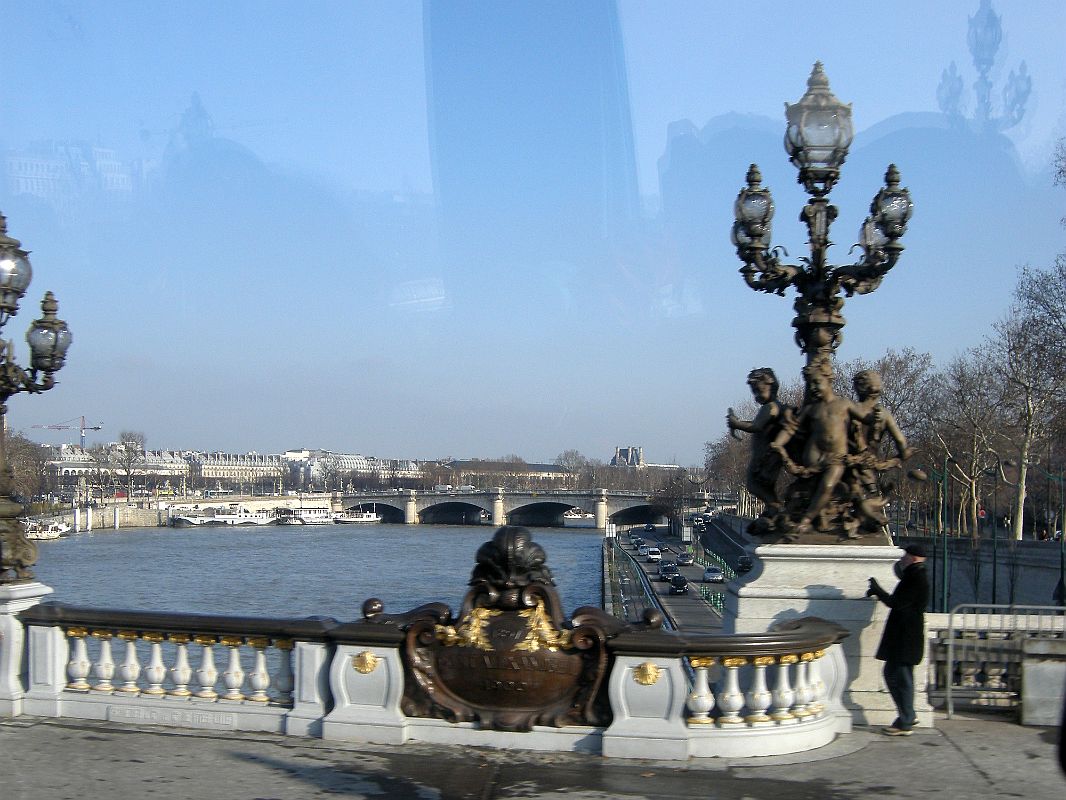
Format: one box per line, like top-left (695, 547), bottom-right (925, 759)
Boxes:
top-left (866, 577), bottom-right (881, 597)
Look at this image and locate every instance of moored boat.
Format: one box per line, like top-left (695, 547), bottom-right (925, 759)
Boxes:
top-left (276, 506), bottom-right (333, 525)
top-left (333, 509), bottom-right (382, 524)
top-left (170, 505), bottom-right (276, 528)
top-left (562, 508), bottom-right (596, 528)
top-left (22, 519), bottom-right (72, 540)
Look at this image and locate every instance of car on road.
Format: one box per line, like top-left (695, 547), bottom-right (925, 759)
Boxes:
top-left (736, 556), bottom-right (754, 573)
top-left (668, 575), bottom-right (689, 594)
top-left (676, 552), bottom-right (694, 565)
top-left (658, 562), bottom-right (680, 582)
top-left (638, 545), bottom-right (650, 556)
top-left (703, 566), bottom-right (725, 583)
top-left (645, 547), bottom-right (662, 563)
top-left (644, 523), bottom-right (656, 532)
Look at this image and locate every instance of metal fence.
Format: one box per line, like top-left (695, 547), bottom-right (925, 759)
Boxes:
top-left (939, 604), bottom-right (1065, 718)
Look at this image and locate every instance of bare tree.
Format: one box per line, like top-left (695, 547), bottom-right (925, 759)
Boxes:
top-left (112, 431), bottom-right (148, 499)
top-left (554, 449), bottom-right (588, 486)
top-left (85, 444), bottom-right (114, 501)
top-left (929, 349), bottom-right (1004, 540)
top-left (5, 433), bottom-right (54, 501)
top-left (989, 303), bottom-right (1059, 540)
top-left (317, 455), bottom-right (342, 491)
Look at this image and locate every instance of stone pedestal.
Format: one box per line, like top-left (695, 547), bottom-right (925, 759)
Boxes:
top-left (722, 543), bottom-right (934, 728)
top-left (0, 581), bottom-right (54, 716)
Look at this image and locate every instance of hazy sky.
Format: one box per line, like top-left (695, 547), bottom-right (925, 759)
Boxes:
top-left (1, 1), bottom-right (1063, 466)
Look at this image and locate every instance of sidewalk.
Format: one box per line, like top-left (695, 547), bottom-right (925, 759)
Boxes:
top-left (2, 712), bottom-right (1061, 799)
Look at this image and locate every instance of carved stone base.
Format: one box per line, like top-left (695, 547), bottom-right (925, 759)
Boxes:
top-left (721, 544), bottom-right (934, 728)
top-left (0, 581), bottom-right (54, 716)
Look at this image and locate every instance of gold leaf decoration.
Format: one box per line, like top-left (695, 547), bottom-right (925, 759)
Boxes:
top-left (633, 662), bottom-right (661, 686)
top-left (352, 651), bottom-right (379, 674)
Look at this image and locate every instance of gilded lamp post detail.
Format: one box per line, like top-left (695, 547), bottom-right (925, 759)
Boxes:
top-left (729, 64), bottom-right (914, 542)
top-left (0, 213), bottom-right (72, 582)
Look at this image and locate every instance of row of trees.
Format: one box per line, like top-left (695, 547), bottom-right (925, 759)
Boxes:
top-left (706, 140), bottom-right (1066, 541)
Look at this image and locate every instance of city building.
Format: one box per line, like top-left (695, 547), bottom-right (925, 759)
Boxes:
top-left (3, 140), bottom-right (134, 208)
top-left (439, 459), bottom-right (571, 488)
top-left (611, 446), bottom-right (645, 467)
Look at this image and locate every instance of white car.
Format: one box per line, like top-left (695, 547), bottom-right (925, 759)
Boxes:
top-left (703, 566), bottom-right (725, 583)
top-left (646, 547), bottom-right (662, 563)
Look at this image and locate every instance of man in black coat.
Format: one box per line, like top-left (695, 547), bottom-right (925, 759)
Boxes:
top-left (867, 543), bottom-right (929, 736)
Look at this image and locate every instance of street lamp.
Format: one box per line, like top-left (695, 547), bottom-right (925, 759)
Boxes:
top-left (983, 454), bottom-right (1016, 606)
top-left (911, 457), bottom-right (952, 612)
top-left (732, 63), bottom-right (912, 541)
top-left (0, 213), bottom-right (72, 583)
top-left (1034, 465), bottom-right (1065, 606)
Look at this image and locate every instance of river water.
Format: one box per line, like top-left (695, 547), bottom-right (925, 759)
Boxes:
top-left (31, 524), bottom-right (604, 621)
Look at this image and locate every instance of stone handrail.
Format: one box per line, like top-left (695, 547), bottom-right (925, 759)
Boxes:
top-left (5, 598), bottom-right (850, 759)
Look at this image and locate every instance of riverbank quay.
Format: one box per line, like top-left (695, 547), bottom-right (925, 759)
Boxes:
top-left (1, 712), bottom-right (1061, 799)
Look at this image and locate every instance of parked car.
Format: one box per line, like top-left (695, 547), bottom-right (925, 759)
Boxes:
top-left (645, 547), bottom-right (662, 563)
top-left (676, 552), bottom-right (694, 565)
top-left (638, 545), bottom-right (650, 556)
top-left (669, 575), bottom-right (689, 594)
top-left (658, 562), bottom-right (680, 582)
top-left (736, 556), bottom-right (754, 573)
top-left (703, 566), bottom-right (725, 583)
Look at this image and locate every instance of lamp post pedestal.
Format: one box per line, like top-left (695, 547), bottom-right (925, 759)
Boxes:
top-left (0, 580), bottom-right (54, 716)
top-left (722, 544), bottom-right (935, 729)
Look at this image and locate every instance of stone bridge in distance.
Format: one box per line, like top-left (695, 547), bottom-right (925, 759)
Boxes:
top-left (335, 489), bottom-right (666, 528)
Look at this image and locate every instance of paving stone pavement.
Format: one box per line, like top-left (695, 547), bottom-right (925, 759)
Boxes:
top-left (2, 712), bottom-right (1062, 800)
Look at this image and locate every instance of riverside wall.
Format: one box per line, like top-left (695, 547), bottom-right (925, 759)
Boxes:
top-left (33, 505), bottom-right (166, 531)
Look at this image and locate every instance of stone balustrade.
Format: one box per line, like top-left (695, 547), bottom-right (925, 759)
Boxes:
top-left (3, 591), bottom-right (848, 760)
top-left (925, 605), bottom-right (1066, 720)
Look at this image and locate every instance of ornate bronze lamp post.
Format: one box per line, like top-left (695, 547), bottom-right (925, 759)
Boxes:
top-left (0, 213), bottom-right (72, 583)
top-left (729, 63), bottom-right (913, 542)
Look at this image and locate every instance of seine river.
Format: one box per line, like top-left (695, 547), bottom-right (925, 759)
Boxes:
top-left (31, 524), bottom-right (604, 621)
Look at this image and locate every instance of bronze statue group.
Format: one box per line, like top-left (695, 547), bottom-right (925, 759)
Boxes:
top-left (727, 364), bottom-right (911, 542)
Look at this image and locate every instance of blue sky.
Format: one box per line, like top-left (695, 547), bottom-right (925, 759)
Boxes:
top-left (1, 1), bottom-right (1063, 466)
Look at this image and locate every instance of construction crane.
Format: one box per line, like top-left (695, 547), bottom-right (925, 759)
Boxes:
top-left (32, 416), bottom-right (104, 449)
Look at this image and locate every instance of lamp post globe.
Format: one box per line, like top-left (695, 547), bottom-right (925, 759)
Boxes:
top-left (784, 61), bottom-right (854, 197)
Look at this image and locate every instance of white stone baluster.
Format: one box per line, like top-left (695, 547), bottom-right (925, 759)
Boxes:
top-left (807, 650), bottom-right (826, 717)
top-left (66, 627), bottom-right (91, 691)
top-left (983, 632), bottom-right (1009, 690)
top-left (115, 631), bottom-right (141, 694)
top-left (771, 654), bottom-right (798, 724)
top-left (246, 637), bottom-right (271, 703)
top-left (744, 656), bottom-right (774, 725)
top-left (167, 634), bottom-right (192, 697)
top-left (142, 633), bottom-right (166, 696)
top-left (273, 639), bottom-right (294, 704)
top-left (194, 635), bottom-right (219, 699)
top-left (792, 654), bottom-right (813, 719)
top-left (716, 657), bottom-right (746, 725)
top-left (686, 656), bottom-right (716, 724)
top-left (90, 631), bottom-right (115, 693)
top-left (220, 636), bottom-right (246, 701)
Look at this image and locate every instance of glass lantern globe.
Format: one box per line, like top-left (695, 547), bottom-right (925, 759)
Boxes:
top-left (733, 164), bottom-right (774, 243)
top-left (0, 228), bottom-right (32, 324)
top-left (27, 292), bottom-right (72, 373)
top-left (871, 164), bottom-right (913, 240)
top-left (784, 62), bottom-right (854, 196)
